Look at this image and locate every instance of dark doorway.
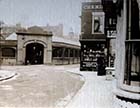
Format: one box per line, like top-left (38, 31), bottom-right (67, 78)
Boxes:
top-left (25, 43), bottom-right (44, 65)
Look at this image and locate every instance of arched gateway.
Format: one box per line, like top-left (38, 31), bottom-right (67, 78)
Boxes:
top-left (16, 26), bottom-right (53, 65)
top-left (25, 43), bottom-right (44, 65)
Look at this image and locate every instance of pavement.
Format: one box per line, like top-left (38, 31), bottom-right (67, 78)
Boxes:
top-left (0, 65), bottom-right (115, 108)
top-left (66, 67), bottom-right (115, 108)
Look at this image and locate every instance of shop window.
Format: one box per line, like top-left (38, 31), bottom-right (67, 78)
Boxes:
top-left (2, 48), bottom-right (16, 57)
top-left (124, 0), bottom-right (140, 87)
top-left (124, 42), bottom-right (140, 86)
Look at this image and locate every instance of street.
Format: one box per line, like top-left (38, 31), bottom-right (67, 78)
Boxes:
top-left (0, 65), bottom-right (84, 107)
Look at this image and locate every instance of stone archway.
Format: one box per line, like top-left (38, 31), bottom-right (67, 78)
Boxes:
top-left (25, 43), bottom-right (44, 65)
top-left (16, 26), bottom-right (53, 65)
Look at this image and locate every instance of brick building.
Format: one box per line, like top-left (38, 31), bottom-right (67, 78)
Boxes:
top-left (80, 1), bottom-right (106, 71)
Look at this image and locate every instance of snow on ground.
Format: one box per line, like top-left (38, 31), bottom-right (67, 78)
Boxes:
top-left (66, 67), bottom-right (115, 108)
top-left (0, 70), bottom-right (17, 81)
top-left (0, 65), bottom-right (84, 108)
top-left (0, 65), bottom-right (115, 108)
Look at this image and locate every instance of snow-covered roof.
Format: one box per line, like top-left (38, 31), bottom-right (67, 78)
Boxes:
top-left (5, 32), bottom-right (80, 46)
top-left (52, 36), bottom-right (80, 46)
top-left (6, 32), bottom-right (17, 40)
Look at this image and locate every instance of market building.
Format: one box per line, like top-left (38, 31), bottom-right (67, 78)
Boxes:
top-left (102, 0), bottom-right (140, 107)
top-left (0, 26), bottom-right (80, 65)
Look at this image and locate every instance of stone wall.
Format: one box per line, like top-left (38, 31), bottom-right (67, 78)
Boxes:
top-left (1, 58), bottom-right (16, 65)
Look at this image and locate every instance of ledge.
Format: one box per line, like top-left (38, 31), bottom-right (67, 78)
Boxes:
top-left (114, 87), bottom-right (140, 100)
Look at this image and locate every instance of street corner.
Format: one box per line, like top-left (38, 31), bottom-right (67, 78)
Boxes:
top-left (0, 70), bottom-right (17, 82)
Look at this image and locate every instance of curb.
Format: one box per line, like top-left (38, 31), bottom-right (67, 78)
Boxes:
top-left (66, 69), bottom-right (86, 81)
top-left (0, 70), bottom-right (17, 81)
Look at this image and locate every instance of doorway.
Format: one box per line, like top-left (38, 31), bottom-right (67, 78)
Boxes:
top-left (25, 43), bottom-right (44, 65)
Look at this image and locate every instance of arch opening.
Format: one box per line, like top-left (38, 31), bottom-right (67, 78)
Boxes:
top-left (25, 43), bottom-right (44, 65)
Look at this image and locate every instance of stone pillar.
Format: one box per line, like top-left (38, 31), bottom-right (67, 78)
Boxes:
top-left (43, 47), bottom-right (48, 64)
top-left (17, 35), bottom-right (24, 65)
top-left (17, 48), bottom-right (24, 65)
top-left (73, 49), bottom-right (75, 63)
top-left (62, 48), bottom-right (65, 64)
top-left (46, 37), bottom-right (52, 64)
top-left (23, 47), bottom-right (26, 64)
top-left (68, 49), bottom-right (71, 64)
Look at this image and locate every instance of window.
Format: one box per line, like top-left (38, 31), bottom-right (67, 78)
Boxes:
top-left (124, 0), bottom-right (140, 87)
top-left (92, 12), bottom-right (104, 34)
top-left (52, 47), bottom-right (63, 57)
top-left (64, 48), bottom-right (69, 57)
top-left (70, 49), bottom-right (74, 57)
top-left (2, 48), bottom-right (16, 57)
top-left (124, 41), bottom-right (140, 86)
top-left (94, 17), bottom-right (100, 32)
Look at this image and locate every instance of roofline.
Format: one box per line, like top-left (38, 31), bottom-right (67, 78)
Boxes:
top-left (16, 32), bottom-right (53, 36)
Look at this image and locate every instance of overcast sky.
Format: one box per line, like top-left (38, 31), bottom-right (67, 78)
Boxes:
top-left (0, 0), bottom-right (94, 34)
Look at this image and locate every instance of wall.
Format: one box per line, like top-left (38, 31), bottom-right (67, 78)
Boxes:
top-left (16, 26), bottom-right (52, 65)
top-left (52, 57), bottom-right (80, 65)
top-left (114, 0), bottom-right (140, 107)
top-left (1, 57), bottom-right (16, 65)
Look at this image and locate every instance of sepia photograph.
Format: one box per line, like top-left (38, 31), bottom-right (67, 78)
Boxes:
top-left (0, 0), bottom-right (140, 108)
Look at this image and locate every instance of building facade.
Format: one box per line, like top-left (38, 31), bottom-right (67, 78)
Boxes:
top-left (0, 26), bottom-right (80, 65)
top-left (80, 2), bottom-right (106, 71)
top-left (16, 26), bottom-right (53, 65)
top-left (102, 0), bottom-right (140, 107)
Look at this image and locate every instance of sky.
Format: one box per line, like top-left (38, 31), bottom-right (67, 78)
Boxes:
top-left (0, 0), bottom-right (93, 35)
